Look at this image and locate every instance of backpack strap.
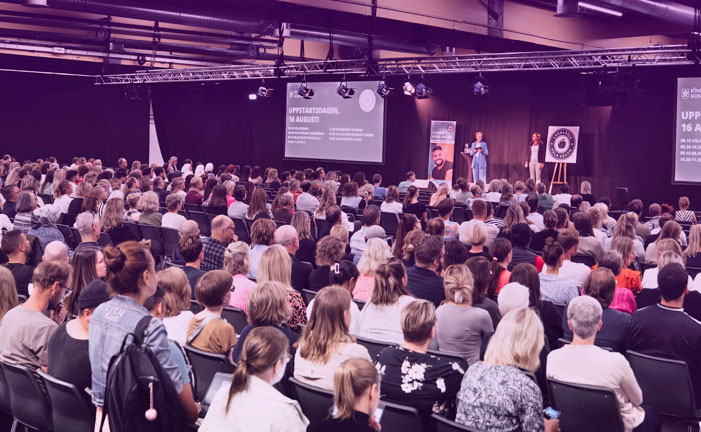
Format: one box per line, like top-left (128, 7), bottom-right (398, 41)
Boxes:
top-left (187, 315), bottom-right (221, 345)
top-left (134, 315), bottom-right (153, 345)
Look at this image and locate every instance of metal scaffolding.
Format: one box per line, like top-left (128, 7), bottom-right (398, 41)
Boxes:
top-left (95, 45), bottom-right (694, 85)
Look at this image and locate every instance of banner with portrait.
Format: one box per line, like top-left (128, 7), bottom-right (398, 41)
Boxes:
top-left (545, 126), bottom-right (580, 164)
top-left (428, 120), bottom-right (456, 187)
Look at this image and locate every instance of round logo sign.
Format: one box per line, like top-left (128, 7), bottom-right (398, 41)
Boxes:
top-left (548, 128), bottom-right (576, 161)
top-left (447, 124), bottom-right (454, 132)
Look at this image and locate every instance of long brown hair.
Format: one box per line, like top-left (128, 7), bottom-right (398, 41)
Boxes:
top-left (0, 267), bottom-right (18, 321)
top-left (297, 286), bottom-right (353, 363)
top-left (226, 326), bottom-right (289, 411)
top-left (333, 358), bottom-right (379, 420)
top-left (65, 247), bottom-right (101, 317)
top-left (370, 259), bottom-right (410, 305)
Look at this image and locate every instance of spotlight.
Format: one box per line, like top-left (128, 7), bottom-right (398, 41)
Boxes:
top-left (336, 81), bottom-right (355, 99)
top-left (416, 83), bottom-right (433, 99)
top-left (473, 74), bottom-right (489, 96)
top-left (248, 93), bottom-right (257, 101)
top-left (403, 81), bottom-right (415, 96)
top-left (298, 82), bottom-right (315, 99)
top-left (257, 86), bottom-right (273, 97)
top-left (376, 80), bottom-right (392, 98)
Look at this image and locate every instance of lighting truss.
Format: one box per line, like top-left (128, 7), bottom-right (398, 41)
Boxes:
top-left (95, 45), bottom-right (693, 85)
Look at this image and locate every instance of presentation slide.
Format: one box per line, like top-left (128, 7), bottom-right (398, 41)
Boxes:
top-left (285, 81), bottom-right (385, 163)
top-left (675, 77), bottom-right (701, 183)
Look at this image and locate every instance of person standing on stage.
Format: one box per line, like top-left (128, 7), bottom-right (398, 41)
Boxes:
top-left (469, 131), bottom-right (489, 183)
top-left (525, 133), bottom-right (545, 183)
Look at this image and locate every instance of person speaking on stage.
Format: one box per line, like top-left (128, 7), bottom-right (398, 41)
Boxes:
top-left (430, 146), bottom-right (454, 181)
top-left (469, 131), bottom-right (489, 182)
top-left (525, 132), bottom-right (545, 183)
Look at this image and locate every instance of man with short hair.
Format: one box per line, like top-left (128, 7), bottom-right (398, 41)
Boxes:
top-left (117, 158), bottom-right (128, 170)
top-left (43, 241), bottom-right (69, 263)
top-left (525, 194), bottom-right (544, 230)
top-left (185, 176), bottom-right (204, 205)
top-left (295, 182), bottom-right (320, 214)
top-left (645, 203), bottom-right (661, 232)
top-left (275, 225), bottom-right (312, 292)
top-left (350, 205), bottom-right (380, 256)
top-left (508, 223), bottom-right (543, 271)
top-left (548, 295), bottom-right (659, 432)
top-left (74, 211), bottom-right (101, 252)
top-left (179, 234), bottom-right (205, 295)
top-left (406, 235), bottom-right (445, 307)
top-left (458, 199), bottom-right (498, 248)
top-left (273, 193), bottom-right (294, 224)
top-left (152, 176), bottom-right (169, 204)
top-left (628, 199), bottom-right (651, 241)
top-left (552, 184), bottom-right (572, 208)
top-left (552, 228), bottom-right (590, 288)
top-left (372, 174), bottom-right (387, 200)
top-left (629, 263), bottom-right (701, 406)
top-left (66, 169), bottom-right (80, 198)
top-left (0, 260), bottom-right (71, 373)
top-left (201, 215), bottom-right (236, 271)
top-left (1, 185), bottom-right (18, 219)
top-left (227, 185), bottom-right (249, 219)
top-left (436, 198), bottom-right (458, 240)
top-left (1, 230), bottom-right (35, 297)
top-left (398, 171), bottom-right (416, 193)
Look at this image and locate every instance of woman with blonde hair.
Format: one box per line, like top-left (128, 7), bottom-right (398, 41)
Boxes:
top-left (464, 222), bottom-right (492, 260)
top-left (605, 213), bottom-right (645, 262)
top-left (676, 196), bottom-right (697, 224)
top-left (429, 183), bottom-right (450, 207)
top-left (645, 220), bottom-right (682, 263)
top-left (0, 267), bottom-right (18, 321)
top-left (294, 286), bottom-right (371, 391)
top-left (137, 190), bottom-right (162, 226)
top-left (50, 168), bottom-right (65, 198)
top-left (603, 237), bottom-right (642, 293)
top-left (352, 238), bottom-right (392, 301)
top-left (353, 259), bottom-right (414, 344)
top-left (247, 218), bottom-right (275, 280)
top-left (257, 245), bottom-right (307, 333)
top-left (291, 211), bottom-right (315, 263)
top-left (223, 241), bottom-right (257, 313)
top-left (381, 185), bottom-right (402, 214)
top-left (435, 264), bottom-right (493, 364)
top-left (310, 358), bottom-right (381, 432)
top-left (401, 229), bottom-right (427, 268)
top-left (4, 167), bottom-right (20, 187)
top-left (159, 266), bottom-right (194, 345)
top-left (456, 308), bottom-right (557, 432)
top-left (641, 240), bottom-right (692, 290)
top-left (685, 224), bottom-right (701, 267)
top-left (199, 327), bottom-right (309, 432)
top-left (246, 187), bottom-right (270, 220)
top-left (580, 180), bottom-right (596, 206)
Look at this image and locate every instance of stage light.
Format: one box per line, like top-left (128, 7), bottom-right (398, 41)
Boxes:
top-left (403, 81), bottom-right (415, 96)
top-left (336, 80), bottom-right (355, 99)
top-left (473, 74), bottom-right (489, 96)
top-left (257, 86), bottom-right (273, 97)
top-left (298, 82), bottom-right (315, 99)
top-left (416, 83), bottom-right (433, 99)
top-left (377, 80), bottom-right (392, 98)
top-left (248, 94), bottom-right (257, 101)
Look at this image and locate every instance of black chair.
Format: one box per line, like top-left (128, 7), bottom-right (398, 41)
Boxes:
top-left (56, 224), bottom-right (78, 249)
top-left (108, 222), bottom-right (141, 245)
top-left (38, 194), bottom-right (53, 204)
top-left (627, 350), bottom-right (701, 424)
top-left (161, 227), bottom-right (181, 257)
top-left (547, 377), bottom-right (625, 432)
top-left (183, 203), bottom-right (201, 213)
top-left (37, 369), bottom-right (95, 432)
top-left (189, 211), bottom-right (211, 237)
top-left (432, 414), bottom-right (482, 431)
top-left (0, 365), bottom-right (13, 422)
top-left (451, 206), bottom-right (466, 224)
top-left (274, 219), bottom-right (288, 228)
top-left (355, 336), bottom-right (395, 361)
top-left (138, 224), bottom-right (165, 258)
top-left (302, 289), bottom-right (317, 305)
top-left (494, 205), bottom-right (508, 219)
top-left (97, 232), bottom-right (112, 248)
top-left (381, 400), bottom-right (426, 431)
top-left (231, 218), bottom-right (250, 244)
top-left (183, 345), bottom-right (236, 402)
top-left (61, 213), bottom-right (77, 227)
top-left (570, 253), bottom-right (597, 267)
top-left (189, 299), bottom-right (204, 315)
top-left (222, 307), bottom-right (248, 334)
top-left (2, 362), bottom-right (53, 432)
top-left (552, 303), bottom-right (565, 320)
top-left (426, 349), bottom-right (469, 371)
top-left (380, 212), bottom-right (400, 235)
top-left (288, 377), bottom-right (333, 427)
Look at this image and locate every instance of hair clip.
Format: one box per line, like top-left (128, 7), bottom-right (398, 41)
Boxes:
top-left (333, 262), bottom-right (340, 274)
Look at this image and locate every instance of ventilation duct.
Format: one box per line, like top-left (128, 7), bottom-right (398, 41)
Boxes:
top-left (555, 0), bottom-right (579, 17)
top-left (594, 0), bottom-right (695, 26)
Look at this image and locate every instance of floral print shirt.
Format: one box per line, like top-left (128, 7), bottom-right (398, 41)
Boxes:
top-left (456, 361), bottom-right (544, 432)
top-left (376, 346), bottom-right (465, 417)
top-left (287, 290), bottom-right (307, 333)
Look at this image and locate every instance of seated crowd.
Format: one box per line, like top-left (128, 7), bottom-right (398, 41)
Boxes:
top-left (0, 154), bottom-right (700, 431)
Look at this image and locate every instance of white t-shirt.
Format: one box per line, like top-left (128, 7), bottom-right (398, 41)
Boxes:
top-left (380, 201), bottom-right (403, 214)
top-left (163, 311), bottom-right (195, 346)
top-left (550, 259), bottom-right (590, 288)
top-left (162, 212), bottom-right (187, 231)
top-left (527, 213), bottom-right (544, 231)
top-left (352, 296), bottom-right (416, 345)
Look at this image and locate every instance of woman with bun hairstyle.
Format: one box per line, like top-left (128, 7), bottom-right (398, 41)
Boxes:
top-left (392, 213), bottom-right (420, 259)
top-left (490, 238), bottom-right (512, 295)
top-left (539, 239), bottom-right (580, 306)
top-left (88, 241), bottom-right (200, 428)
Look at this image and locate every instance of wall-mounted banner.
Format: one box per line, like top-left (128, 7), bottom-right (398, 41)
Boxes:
top-left (428, 120), bottom-right (456, 187)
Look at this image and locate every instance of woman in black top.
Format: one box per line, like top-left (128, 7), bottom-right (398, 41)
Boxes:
top-left (309, 358), bottom-right (381, 432)
top-left (402, 186), bottom-right (427, 223)
top-left (531, 210), bottom-right (559, 252)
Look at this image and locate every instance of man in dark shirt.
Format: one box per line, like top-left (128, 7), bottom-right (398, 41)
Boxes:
top-left (152, 177), bottom-right (169, 204)
top-left (274, 225), bottom-right (312, 292)
top-left (201, 215), bottom-right (236, 271)
top-left (508, 223), bottom-right (541, 271)
top-left (47, 279), bottom-right (110, 392)
top-left (406, 235), bottom-right (445, 307)
top-left (629, 263), bottom-right (701, 405)
top-left (429, 146), bottom-right (454, 181)
top-left (1, 230), bottom-right (35, 297)
top-left (1, 185), bottom-right (18, 220)
top-left (184, 176), bottom-right (204, 205)
top-left (179, 234), bottom-right (206, 297)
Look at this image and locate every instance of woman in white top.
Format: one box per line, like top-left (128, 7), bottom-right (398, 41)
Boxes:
top-left (53, 180), bottom-right (73, 214)
top-left (161, 193), bottom-right (187, 231)
top-left (294, 286), bottom-right (371, 391)
top-left (340, 181), bottom-right (362, 209)
top-left (353, 259), bottom-right (415, 345)
top-left (200, 326), bottom-right (308, 432)
top-left (306, 261), bottom-right (361, 334)
top-left (644, 220), bottom-right (681, 264)
top-left (380, 185), bottom-right (403, 214)
top-left (352, 238), bottom-right (392, 302)
top-left (641, 242), bottom-right (693, 290)
top-left (588, 207), bottom-right (608, 244)
top-left (159, 267), bottom-right (195, 346)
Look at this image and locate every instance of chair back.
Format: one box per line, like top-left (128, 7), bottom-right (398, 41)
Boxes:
top-left (56, 224), bottom-right (78, 249)
top-left (108, 222), bottom-right (141, 246)
top-left (183, 203), bottom-right (201, 213)
top-left (302, 289), bottom-right (317, 306)
top-left (2, 362), bottom-right (53, 431)
top-left (571, 254), bottom-right (597, 268)
top-left (38, 194), bottom-right (54, 204)
top-left (161, 227), bottom-right (181, 257)
top-left (355, 336), bottom-right (395, 361)
top-left (288, 377), bottom-right (333, 427)
top-left (380, 212), bottom-right (400, 235)
top-left (138, 224), bottom-right (165, 257)
top-left (62, 213), bottom-right (77, 227)
top-left (98, 232), bottom-right (112, 248)
top-left (432, 413), bottom-right (482, 432)
top-left (189, 300), bottom-right (204, 315)
top-left (182, 345), bottom-right (236, 402)
top-left (451, 206), bottom-right (466, 224)
top-left (547, 378), bottom-right (624, 432)
top-left (222, 307), bottom-right (248, 334)
top-left (189, 211), bottom-right (211, 237)
top-left (231, 218), bottom-right (250, 244)
top-left (0, 365), bottom-right (11, 415)
top-left (37, 369), bottom-right (95, 432)
top-left (380, 400), bottom-right (425, 431)
top-left (627, 350), bottom-right (700, 420)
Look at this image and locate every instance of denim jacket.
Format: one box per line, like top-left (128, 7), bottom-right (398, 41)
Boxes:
top-left (88, 295), bottom-right (184, 406)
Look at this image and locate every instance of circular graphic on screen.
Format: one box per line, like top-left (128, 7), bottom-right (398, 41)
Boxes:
top-left (358, 89), bottom-right (377, 113)
top-left (548, 128), bottom-right (576, 161)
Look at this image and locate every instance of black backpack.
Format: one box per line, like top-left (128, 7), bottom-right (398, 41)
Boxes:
top-left (101, 316), bottom-right (185, 432)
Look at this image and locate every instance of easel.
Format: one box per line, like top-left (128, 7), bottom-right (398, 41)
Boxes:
top-left (549, 162), bottom-right (567, 194)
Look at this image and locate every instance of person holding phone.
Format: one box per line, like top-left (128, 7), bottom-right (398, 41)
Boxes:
top-left (525, 132), bottom-right (546, 183)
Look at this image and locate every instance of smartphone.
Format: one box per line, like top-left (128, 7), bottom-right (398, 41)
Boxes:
top-left (544, 406), bottom-right (560, 420)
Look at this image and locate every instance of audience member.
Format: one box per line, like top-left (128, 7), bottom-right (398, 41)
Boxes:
top-left (246, 217), bottom-right (275, 279)
top-left (272, 192), bottom-right (294, 224)
top-left (684, 224), bottom-right (701, 267)
top-left (43, 240), bottom-right (68, 263)
top-left (227, 185), bottom-right (249, 219)
top-left (381, 185), bottom-right (403, 214)
top-left (28, 204), bottom-right (65, 251)
top-left (490, 238), bottom-right (512, 295)
top-left (275, 225), bottom-right (313, 292)
top-left (65, 246), bottom-right (106, 317)
top-left (463, 222), bottom-right (492, 260)
top-left (466, 256), bottom-right (501, 328)
top-left (291, 211), bottom-right (316, 263)
top-left (221, 241), bottom-right (256, 313)
top-left (406, 235), bottom-right (445, 307)
top-left (554, 228), bottom-right (591, 288)
top-left (159, 267), bottom-right (194, 346)
top-left (392, 213), bottom-right (421, 260)
top-left (12, 191), bottom-right (37, 234)
top-left (184, 176), bottom-right (204, 205)
top-left (675, 196), bottom-right (697, 224)
top-left (1, 230), bottom-right (35, 297)
top-left (0, 267), bottom-right (17, 322)
top-left (257, 245), bottom-right (307, 333)
top-left (187, 270), bottom-right (236, 354)
top-left (444, 239), bottom-right (468, 268)
top-left (573, 212), bottom-right (604, 262)
top-left (310, 235), bottom-right (345, 291)
top-left (598, 251), bottom-right (638, 315)
top-left (539, 240), bottom-right (580, 306)
top-left (459, 200), bottom-right (498, 248)
top-left (162, 193), bottom-right (187, 231)
top-left (605, 237), bottom-right (642, 293)
top-left (353, 237), bottom-right (391, 301)
top-left (510, 263), bottom-right (563, 348)
top-left (350, 205), bottom-right (381, 256)
top-left (1, 185), bottom-right (19, 219)
top-left (179, 234), bottom-right (206, 294)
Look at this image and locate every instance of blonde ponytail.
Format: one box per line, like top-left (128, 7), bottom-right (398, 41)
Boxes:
top-left (333, 358), bottom-right (379, 420)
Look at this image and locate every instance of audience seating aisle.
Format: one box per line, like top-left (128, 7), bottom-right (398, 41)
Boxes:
top-left (2, 154), bottom-right (701, 431)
